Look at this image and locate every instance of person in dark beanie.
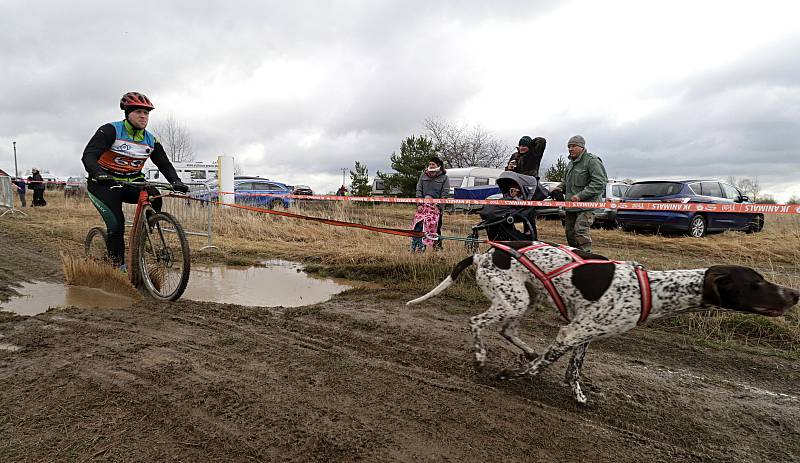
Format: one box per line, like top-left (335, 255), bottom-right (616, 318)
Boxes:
top-left (28, 168), bottom-right (46, 206)
top-left (551, 134), bottom-right (607, 252)
top-left (414, 156), bottom-right (450, 250)
top-left (505, 135), bottom-right (547, 178)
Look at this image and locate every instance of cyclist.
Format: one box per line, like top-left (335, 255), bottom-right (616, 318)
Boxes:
top-left (82, 91), bottom-right (190, 269)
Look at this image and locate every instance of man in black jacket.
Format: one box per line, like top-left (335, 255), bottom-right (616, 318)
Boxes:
top-left (28, 169), bottom-right (46, 206)
top-left (505, 136), bottom-right (546, 178)
top-left (82, 91), bottom-right (189, 268)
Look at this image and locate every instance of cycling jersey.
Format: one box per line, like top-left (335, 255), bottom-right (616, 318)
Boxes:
top-left (82, 120), bottom-right (179, 183)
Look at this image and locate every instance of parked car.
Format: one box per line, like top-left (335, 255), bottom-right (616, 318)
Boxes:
top-left (63, 176), bottom-right (88, 198)
top-left (558, 180), bottom-right (630, 227)
top-left (536, 181), bottom-right (563, 219)
top-left (616, 179), bottom-right (763, 237)
top-left (198, 178), bottom-right (293, 208)
top-left (291, 184), bottom-right (313, 196)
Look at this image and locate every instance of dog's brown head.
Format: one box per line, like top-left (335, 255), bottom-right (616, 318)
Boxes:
top-left (702, 265), bottom-right (799, 317)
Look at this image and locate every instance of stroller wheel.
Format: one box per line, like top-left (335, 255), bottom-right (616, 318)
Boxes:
top-left (465, 231), bottom-right (479, 253)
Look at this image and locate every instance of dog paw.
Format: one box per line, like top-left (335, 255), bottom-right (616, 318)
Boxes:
top-left (518, 352), bottom-right (538, 365)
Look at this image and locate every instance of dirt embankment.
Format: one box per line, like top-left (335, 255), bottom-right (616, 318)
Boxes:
top-left (1, 227), bottom-right (799, 462)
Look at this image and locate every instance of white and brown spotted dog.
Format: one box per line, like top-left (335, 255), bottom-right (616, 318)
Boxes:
top-left (407, 241), bottom-right (799, 404)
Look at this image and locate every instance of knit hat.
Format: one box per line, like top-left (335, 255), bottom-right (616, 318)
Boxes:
top-left (518, 136), bottom-right (534, 148)
top-left (567, 135), bottom-right (586, 148)
top-left (428, 156), bottom-right (444, 168)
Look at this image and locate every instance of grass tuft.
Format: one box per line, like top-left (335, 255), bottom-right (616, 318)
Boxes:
top-left (60, 252), bottom-right (142, 300)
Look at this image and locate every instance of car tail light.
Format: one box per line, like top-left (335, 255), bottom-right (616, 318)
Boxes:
top-left (661, 197), bottom-right (691, 203)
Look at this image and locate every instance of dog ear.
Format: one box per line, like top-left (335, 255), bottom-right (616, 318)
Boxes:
top-left (702, 267), bottom-right (731, 307)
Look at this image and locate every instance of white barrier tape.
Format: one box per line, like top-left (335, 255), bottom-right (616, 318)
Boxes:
top-left (217, 192), bottom-right (800, 215)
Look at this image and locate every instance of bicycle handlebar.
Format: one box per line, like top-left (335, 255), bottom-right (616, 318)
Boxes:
top-left (109, 181), bottom-right (187, 194)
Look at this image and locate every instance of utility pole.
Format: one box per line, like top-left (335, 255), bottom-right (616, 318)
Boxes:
top-left (13, 141), bottom-right (18, 177)
top-left (340, 167), bottom-right (347, 187)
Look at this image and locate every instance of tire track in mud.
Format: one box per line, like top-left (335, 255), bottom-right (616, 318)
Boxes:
top-left (266, 301), bottom-right (800, 462)
top-left (217, 307), bottom-right (732, 462)
top-left (2, 261), bottom-right (799, 462)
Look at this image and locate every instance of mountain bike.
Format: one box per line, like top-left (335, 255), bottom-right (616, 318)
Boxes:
top-left (85, 181), bottom-right (191, 301)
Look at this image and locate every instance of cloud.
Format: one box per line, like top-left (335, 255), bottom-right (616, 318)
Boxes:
top-left (0, 1), bottom-right (797, 200)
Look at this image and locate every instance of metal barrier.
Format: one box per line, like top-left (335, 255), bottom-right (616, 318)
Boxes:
top-left (0, 176), bottom-right (26, 217)
top-left (123, 181), bottom-right (216, 250)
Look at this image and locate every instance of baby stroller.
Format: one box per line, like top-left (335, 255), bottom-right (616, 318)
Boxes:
top-left (466, 171), bottom-right (548, 252)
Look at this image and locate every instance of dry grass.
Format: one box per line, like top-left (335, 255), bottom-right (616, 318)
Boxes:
top-left (60, 252), bottom-right (142, 299)
top-left (9, 193), bottom-right (800, 352)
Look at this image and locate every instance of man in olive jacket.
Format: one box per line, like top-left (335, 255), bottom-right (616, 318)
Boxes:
top-left (552, 135), bottom-right (607, 252)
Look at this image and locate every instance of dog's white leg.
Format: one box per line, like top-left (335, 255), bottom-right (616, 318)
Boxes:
top-left (504, 324), bottom-right (593, 384)
top-left (564, 342), bottom-right (591, 404)
top-left (501, 308), bottom-right (537, 361)
top-left (469, 301), bottom-right (507, 369)
top-left (472, 268), bottom-right (531, 369)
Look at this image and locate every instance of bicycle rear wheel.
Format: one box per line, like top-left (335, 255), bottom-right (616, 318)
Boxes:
top-left (84, 227), bottom-right (108, 261)
top-left (136, 212), bottom-right (190, 301)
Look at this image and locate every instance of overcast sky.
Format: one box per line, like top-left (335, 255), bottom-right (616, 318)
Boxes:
top-left (1, 0), bottom-right (798, 199)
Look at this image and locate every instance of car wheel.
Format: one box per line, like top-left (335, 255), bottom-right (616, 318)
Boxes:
top-left (601, 220), bottom-right (617, 230)
top-left (746, 214), bottom-right (764, 233)
top-left (688, 214), bottom-right (707, 238)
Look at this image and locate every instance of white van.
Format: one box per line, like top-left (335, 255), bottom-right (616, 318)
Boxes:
top-left (145, 161), bottom-right (218, 183)
top-left (445, 167), bottom-right (505, 195)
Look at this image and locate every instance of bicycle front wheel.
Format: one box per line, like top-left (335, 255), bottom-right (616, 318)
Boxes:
top-left (136, 212), bottom-right (191, 301)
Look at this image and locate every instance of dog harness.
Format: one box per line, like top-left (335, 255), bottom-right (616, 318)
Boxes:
top-left (489, 242), bottom-right (652, 324)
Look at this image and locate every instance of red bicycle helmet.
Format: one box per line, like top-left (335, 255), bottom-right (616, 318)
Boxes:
top-left (119, 91), bottom-right (155, 111)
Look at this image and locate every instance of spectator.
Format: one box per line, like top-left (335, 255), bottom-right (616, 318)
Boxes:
top-left (505, 135), bottom-right (547, 178)
top-left (551, 135), bottom-right (607, 252)
top-left (28, 168), bottom-right (46, 206)
top-left (12, 177), bottom-right (26, 207)
top-left (415, 156), bottom-right (449, 250)
top-left (336, 185), bottom-right (348, 196)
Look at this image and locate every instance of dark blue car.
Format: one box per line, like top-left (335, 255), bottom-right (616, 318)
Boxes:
top-left (616, 179), bottom-right (764, 237)
top-left (198, 178), bottom-right (293, 208)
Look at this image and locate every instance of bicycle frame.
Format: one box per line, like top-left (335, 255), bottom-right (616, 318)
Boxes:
top-left (127, 188), bottom-right (155, 286)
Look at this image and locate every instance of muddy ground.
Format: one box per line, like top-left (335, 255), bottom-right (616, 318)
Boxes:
top-left (1, 226), bottom-right (799, 462)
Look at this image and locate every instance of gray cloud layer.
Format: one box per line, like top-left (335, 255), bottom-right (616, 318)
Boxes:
top-left (1, 1), bottom-right (797, 198)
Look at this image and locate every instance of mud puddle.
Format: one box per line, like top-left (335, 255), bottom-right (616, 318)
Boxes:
top-left (0, 281), bottom-right (135, 316)
top-left (182, 259), bottom-right (351, 307)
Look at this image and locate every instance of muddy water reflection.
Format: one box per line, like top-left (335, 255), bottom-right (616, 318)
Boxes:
top-left (183, 260), bottom-right (350, 307)
top-left (1, 281), bottom-right (135, 316)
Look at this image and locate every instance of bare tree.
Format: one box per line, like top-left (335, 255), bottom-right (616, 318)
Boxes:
top-left (151, 113), bottom-right (194, 162)
top-left (422, 117), bottom-right (508, 168)
top-left (234, 161), bottom-right (245, 176)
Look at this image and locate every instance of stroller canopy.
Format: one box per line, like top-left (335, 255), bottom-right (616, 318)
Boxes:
top-left (495, 171), bottom-right (539, 200)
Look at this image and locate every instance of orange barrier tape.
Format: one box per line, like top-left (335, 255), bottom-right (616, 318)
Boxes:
top-left (213, 192), bottom-right (800, 215)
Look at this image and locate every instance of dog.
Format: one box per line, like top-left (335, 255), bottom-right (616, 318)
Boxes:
top-left (407, 241), bottom-right (799, 404)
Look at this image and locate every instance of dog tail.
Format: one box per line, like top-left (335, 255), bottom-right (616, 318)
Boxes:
top-left (406, 255), bottom-right (475, 305)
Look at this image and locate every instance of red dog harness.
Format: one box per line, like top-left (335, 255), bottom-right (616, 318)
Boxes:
top-left (489, 242), bottom-right (652, 324)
